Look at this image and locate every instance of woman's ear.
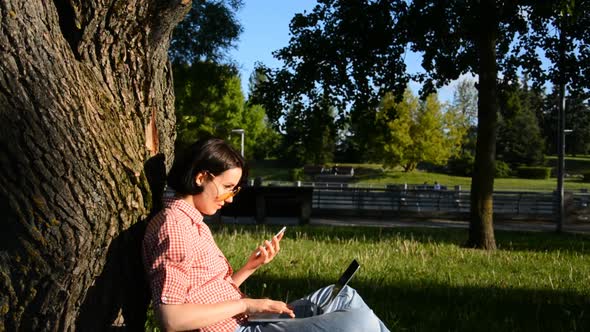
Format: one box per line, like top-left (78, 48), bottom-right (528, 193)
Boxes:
top-left (194, 171), bottom-right (207, 186)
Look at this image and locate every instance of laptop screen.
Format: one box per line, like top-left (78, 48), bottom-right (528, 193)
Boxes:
top-left (321, 259), bottom-right (360, 309)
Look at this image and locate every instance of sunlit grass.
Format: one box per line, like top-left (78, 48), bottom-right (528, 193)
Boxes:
top-left (218, 225), bottom-right (590, 331)
top-left (358, 169), bottom-right (590, 191)
top-left (146, 224), bottom-right (590, 331)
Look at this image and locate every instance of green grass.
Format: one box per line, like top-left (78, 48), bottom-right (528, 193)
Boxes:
top-left (359, 169), bottom-right (590, 191)
top-left (145, 224), bottom-right (590, 332)
top-left (146, 224), bottom-right (590, 331)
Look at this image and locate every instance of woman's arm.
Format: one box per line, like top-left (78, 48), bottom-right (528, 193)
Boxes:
top-left (157, 298), bottom-right (294, 331)
top-left (232, 234), bottom-right (283, 286)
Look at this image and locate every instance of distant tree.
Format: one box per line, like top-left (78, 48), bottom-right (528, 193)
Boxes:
top-left (446, 79), bottom-right (478, 175)
top-left (245, 67), bottom-right (289, 160)
top-left (564, 93), bottom-right (590, 156)
top-left (543, 90), bottom-right (590, 156)
top-left (277, 93), bottom-right (337, 166)
top-left (241, 104), bottom-right (282, 160)
top-left (169, 0), bottom-right (243, 64)
top-left (443, 99), bottom-right (470, 161)
top-left (376, 91), bottom-right (463, 171)
top-left (376, 91), bottom-right (417, 170)
top-left (250, 0), bottom-right (410, 162)
top-left (451, 78), bottom-right (478, 127)
top-left (496, 81), bottom-right (545, 166)
top-left (173, 62), bottom-right (244, 149)
top-left (174, 61), bottom-right (279, 160)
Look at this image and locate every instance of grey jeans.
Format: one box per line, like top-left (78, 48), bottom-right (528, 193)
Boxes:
top-left (235, 285), bottom-right (390, 332)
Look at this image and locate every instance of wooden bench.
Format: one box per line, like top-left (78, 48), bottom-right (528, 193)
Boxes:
top-left (220, 186), bottom-right (313, 224)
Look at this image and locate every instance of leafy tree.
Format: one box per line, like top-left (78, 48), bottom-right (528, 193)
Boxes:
top-left (377, 90), bottom-right (464, 171)
top-left (251, 0), bottom-right (410, 162)
top-left (170, 0), bottom-right (243, 64)
top-left (0, 1), bottom-right (189, 330)
top-left (241, 103), bottom-right (282, 160)
top-left (277, 94), bottom-right (337, 166)
top-left (442, 99), bottom-right (470, 161)
top-left (174, 61), bottom-right (280, 160)
top-left (403, 0), bottom-right (590, 248)
top-left (447, 78), bottom-right (478, 175)
top-left (376, 91), bottom-right (416, 170)
top-left (496, 80), bottom-right (545, 166)
top-left (450, 78), bottom-right (478, 133)
top-left (173, 62), bottom-right (244, 149)
top-left (543, 90), bottom-right (590, 156)
top-left (564, 93), bottom-right (590, 156)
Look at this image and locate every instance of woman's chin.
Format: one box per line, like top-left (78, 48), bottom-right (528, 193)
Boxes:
top-left (201, 208), bottom-right (221, 216)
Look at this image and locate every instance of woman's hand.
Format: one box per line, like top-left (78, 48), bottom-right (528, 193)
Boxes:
top-left (245, 231), bottom-right (284, 269)
top-left (232, 232), bottom-right (284, 286)
top-left (242, 298), bottom-right (295, 318)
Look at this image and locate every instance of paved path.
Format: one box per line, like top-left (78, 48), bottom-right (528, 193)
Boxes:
top-left (310, 217), bottom-right (590, 234)
top-left (218, 216), bottom-right (590, 235)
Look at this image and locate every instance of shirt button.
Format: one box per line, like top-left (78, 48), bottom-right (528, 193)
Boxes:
top-left (162, 296), bottom-right (167, 302)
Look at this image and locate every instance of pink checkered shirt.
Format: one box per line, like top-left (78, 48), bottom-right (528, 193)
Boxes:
top-left (142, 196), bottom-right (246, 332)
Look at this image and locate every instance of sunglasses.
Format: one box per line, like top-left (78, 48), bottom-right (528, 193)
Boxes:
top-left (205, 171), bottom-right (241, 201)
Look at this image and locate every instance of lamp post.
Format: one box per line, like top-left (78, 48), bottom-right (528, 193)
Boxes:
top-left (231, 129), bottom-right (245, 157)
top-left (556, 10), bottom-right (568, 233)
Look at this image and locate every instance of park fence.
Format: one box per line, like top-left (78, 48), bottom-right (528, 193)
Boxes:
top-left (259, 181), bottom-right (590, 222)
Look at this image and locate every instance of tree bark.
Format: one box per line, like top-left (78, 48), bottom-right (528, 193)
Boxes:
top-left (0, 0), bottom-right (190, 330)
top-left (467, 0), bottom-right (497, 250)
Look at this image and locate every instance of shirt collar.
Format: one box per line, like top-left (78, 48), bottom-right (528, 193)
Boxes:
top-left (163, 195), bottom-right (204, 227)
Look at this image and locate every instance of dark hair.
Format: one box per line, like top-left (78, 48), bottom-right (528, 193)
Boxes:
top-left (167, 138), bottom-right (247, 195)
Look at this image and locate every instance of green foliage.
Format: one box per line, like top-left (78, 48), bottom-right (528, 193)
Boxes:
top-left (496, 81), bottom-right (545, 166)
top-left (169, 0), bottom-right (243, 64)
top-left (495, 160), bottom-right (512, 178)
top-left (173, 62), bottom-right (241, 148)
top-left (278, 98), bottom-right (337, 166)
top-left (516, 166), bottom-right (552, 179)
top-left (564, 94), bottom-right (590, 155)
top-left (447, 154), bottom-right (475, 177)
top-left (250, 0), bottom-right (410, 162)
top-left (239, 103), bottom-right (281, 160)
top-left (376, 91), bottom-right (464, 172)
top-left (173, 61), bottom-right (280, 159)
top-left (289, 168), bottom-right (305, 181)
top-left (543, 91), bottom-right (590, 156)
top-left (447, 79), bottom-right (478, 168)
top-left (450, 78), bottom-right (478, 127)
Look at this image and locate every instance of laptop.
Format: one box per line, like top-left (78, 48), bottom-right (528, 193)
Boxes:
top-left (248, 259), bottom-right (361, 323)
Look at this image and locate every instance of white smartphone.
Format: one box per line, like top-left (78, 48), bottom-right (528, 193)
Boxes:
top-left (256, 226), bottom-right (287, 257)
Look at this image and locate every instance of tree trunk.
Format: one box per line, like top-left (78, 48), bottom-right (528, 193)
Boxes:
top-left (467, 0), bottom-right (497, 250)
top-left (0, 0), bottom-right (190, 330)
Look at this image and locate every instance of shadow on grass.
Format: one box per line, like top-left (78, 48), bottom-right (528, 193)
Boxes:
top-left (546, 157), bottom-right (590, 174)
top-left (241, 275), bottom-right (590, 332)
top-left (210, 224), bottom-right (590, 255)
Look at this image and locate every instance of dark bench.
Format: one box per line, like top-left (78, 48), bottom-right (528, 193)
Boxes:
top-left (220, 186), bottom-right (313, 224)
top-left (303, 165), bottom-right (325, 177)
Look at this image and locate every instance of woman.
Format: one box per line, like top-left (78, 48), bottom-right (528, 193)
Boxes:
top-left (143, 138), bottom-right (389, 332)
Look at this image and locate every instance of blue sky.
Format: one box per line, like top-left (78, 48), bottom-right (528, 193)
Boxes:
top-left (228, 1), bottom-right (467, 104)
